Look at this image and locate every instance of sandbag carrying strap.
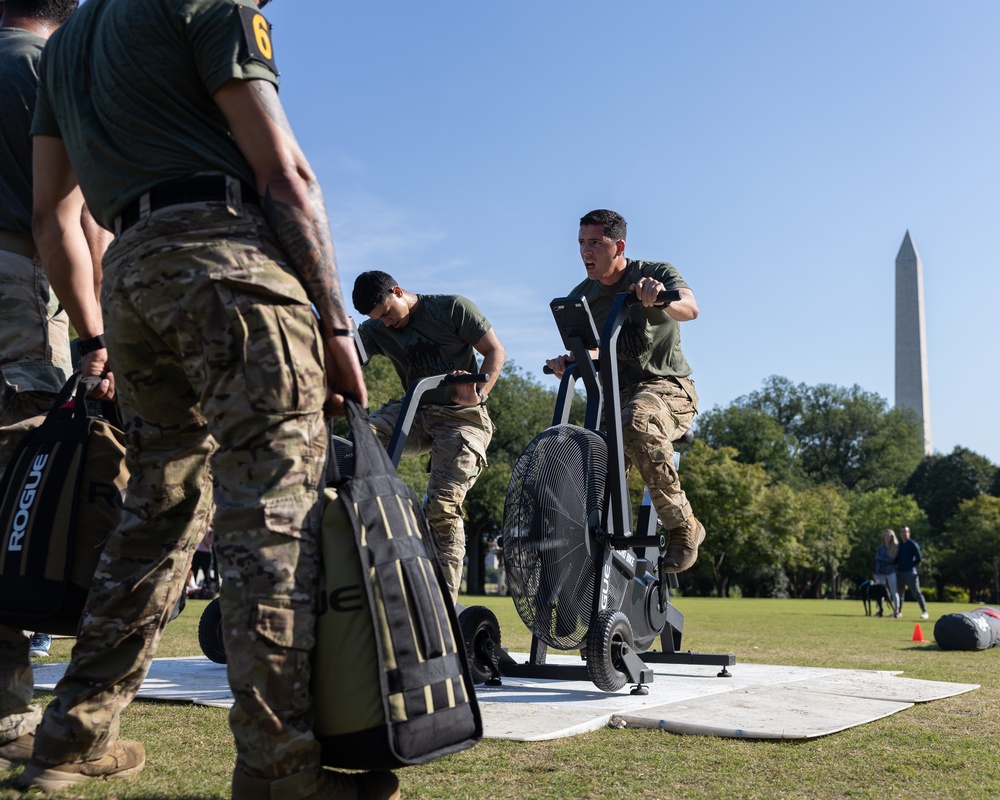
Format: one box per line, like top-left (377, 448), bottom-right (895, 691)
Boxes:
top-left (341, 396), bottom-right (454, 664)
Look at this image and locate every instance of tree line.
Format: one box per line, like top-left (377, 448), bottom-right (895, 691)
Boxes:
top-left (355, 360), bottom-right (1000, 603)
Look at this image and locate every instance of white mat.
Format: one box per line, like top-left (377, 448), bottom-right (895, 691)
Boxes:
top-left (32, 654), bottom-right (977, 741)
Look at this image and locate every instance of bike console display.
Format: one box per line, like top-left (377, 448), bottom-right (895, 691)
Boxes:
top-left (550, 297), bottom-right (600, 352)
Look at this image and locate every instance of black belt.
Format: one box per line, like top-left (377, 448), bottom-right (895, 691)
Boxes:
top-left (116, 175), bottom-right (259, 234)
top-left (0, 231), bottom-right (37, 259)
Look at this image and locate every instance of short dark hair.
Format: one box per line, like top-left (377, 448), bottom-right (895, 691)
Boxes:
top-left (4, 0), bottom-right (77, 24)
top-left (352, 270), bottom-right (397, 315)
top-left (580, 209), bottom-right (627, 242)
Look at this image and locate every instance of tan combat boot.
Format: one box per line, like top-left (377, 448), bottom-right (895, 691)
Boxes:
top-left (663, 516), bottom-right (706, 573)
top-left (18, 739), bottom-right (145, 793)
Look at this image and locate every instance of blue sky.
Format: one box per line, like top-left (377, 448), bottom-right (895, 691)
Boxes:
top-left (264, 1), bottom-right (1000, 467)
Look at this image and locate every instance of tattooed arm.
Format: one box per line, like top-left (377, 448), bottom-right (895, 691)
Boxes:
top-left (214, 78), bottom-right (366, 412)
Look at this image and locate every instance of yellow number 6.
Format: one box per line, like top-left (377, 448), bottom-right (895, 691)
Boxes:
top-left (253, 14), bottom-right (272, 60)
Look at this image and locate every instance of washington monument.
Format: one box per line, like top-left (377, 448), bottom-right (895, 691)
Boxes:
top-left (895, 231), bottom-right (931, 455)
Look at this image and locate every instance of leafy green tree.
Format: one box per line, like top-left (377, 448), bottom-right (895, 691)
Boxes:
top-left (903, 446), bottom-right (997, 533)
top-left (742, 375), bottom-right (805, 429)
top-left (989, 467), bottom-right (1000, 498)
top-left (787, 384), bottom-right (922, 491)
top-left (701, 375), bottom-right (923, 492)
top-left (739, 482), bottom-right (811, 598)
top-left (792, 484), bottom-right (851, 597)
top-left (680, 441), bottom-right (770, 597)
top-left (696, 405), bottom-right (804, 486)
top-left (938, 495), bottom-right (1000, 603)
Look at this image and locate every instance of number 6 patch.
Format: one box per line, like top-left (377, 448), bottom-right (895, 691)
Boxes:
top-left (238, 5), bottom-right (277, 73)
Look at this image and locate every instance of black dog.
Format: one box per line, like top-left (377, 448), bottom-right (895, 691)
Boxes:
top-left (860, 580), bottom-right (893, 616)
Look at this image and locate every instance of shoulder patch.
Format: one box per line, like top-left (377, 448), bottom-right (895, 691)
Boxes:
top-left (238, 5), bottom-right (277, 73)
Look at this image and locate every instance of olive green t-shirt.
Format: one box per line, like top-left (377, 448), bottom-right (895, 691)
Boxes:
top-left (359, 295), bottom-right (491, 406)
top-left (0, 28), bottom-right (45, 236)
top-left (31, 0), bottom-right (278, 229)
top-left (569, 258), bottom-right (693, 388)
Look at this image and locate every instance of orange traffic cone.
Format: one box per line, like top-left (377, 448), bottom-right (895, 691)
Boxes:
top-left (912, 623), bottom-right (926, 642)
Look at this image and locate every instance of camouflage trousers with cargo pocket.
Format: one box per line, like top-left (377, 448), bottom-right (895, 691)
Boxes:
top-left (0, 246), bottom-right (72, 746)
top-left (369, 401), bottom-right (494, 603)
top-left (29, 203), bottom-right (331, 794)
top-left (619, 375), bottom-right (699, 530)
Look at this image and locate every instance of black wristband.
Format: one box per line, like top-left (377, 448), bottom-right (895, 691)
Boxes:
top-left (329, 328), bottom-right (353, 337)
top-left (77, 334), bottom-right (107, 355)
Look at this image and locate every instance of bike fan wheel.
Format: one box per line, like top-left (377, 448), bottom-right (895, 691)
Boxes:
top-left (459, 605), bottom-right (502, 685)
top-left (586, 609), bottom-right (635, 692)
top-left (503, 424), bottom-right (613, 650)
top-left (198, 597), bottom-right (227, 665)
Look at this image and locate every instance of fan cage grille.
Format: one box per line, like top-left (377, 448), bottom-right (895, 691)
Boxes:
top-left (502, 424), bottom-right (625, 650)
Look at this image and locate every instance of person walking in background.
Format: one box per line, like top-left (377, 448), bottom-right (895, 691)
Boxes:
top-left (186, 529), bottom-right (217, 598)
top-left (873, 529), bottom-right (900, 617)
top-left (896, 525), bottom-right (929, 620)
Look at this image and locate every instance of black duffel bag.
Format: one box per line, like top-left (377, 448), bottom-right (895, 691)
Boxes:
top-left (0, 373), bottom-right (127, 635)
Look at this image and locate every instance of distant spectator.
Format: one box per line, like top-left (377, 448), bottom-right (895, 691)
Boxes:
top-left (186, 529), bottom-right (216, 596)
top-left (873, 529), bottom-right (901, 617)
top-left (896, 526), bottom-right (929, 620)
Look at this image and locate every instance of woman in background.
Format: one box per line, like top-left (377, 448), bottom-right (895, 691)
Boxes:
top-left (874, 529), bottom-right (901, 617)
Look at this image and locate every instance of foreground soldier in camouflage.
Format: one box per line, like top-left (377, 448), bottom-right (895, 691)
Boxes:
top-left (23, 0), bottom-right (395, 797)
top-left (545, 209), bottom-right (706, 573)
top-left (0, 0), bottom-right (110, 773)
top-left (353, 271), bottom-right (505, 604)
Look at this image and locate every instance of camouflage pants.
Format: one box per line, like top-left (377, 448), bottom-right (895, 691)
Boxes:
top-left (0, 248), bottom-right (71, 477)
top-left (31, 203), bottom-right (329, 789)
top-left (0, 247), bottom-right (71, 746)
top-left (0, 248), bottom-right (72, 396)
top-left (619, 376), bottom-right (698, 529)
top-left (370, 401), bottom-right (494, 603)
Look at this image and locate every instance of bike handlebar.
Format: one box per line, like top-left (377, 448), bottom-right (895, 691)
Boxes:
top-left (542, 362), bottom-right (600, 375)
top-left (623, 288), bottom-right (681, 307)
top-left (442, 372), bottom-right (489, 385)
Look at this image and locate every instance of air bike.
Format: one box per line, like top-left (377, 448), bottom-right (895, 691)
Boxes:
top-left (459, 290), bottom-right (735, 694)
top-left (197, 328), bottom-right (489, 664)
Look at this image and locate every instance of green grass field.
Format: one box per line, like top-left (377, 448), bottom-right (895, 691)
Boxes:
top-left (3, 596), bottom-right (998, 799)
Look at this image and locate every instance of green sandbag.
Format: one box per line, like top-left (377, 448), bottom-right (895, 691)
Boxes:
top-left (312, 485), bottom-right (383, 736)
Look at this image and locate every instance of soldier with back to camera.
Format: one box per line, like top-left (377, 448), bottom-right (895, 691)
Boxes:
top-left (21, 1), bottom-right (396, 797)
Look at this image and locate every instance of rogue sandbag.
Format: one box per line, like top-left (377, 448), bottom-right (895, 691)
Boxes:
top-left (0, 373), bottom-right (127, 635)
top-left (312, 398), bottom-right (482, 769)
